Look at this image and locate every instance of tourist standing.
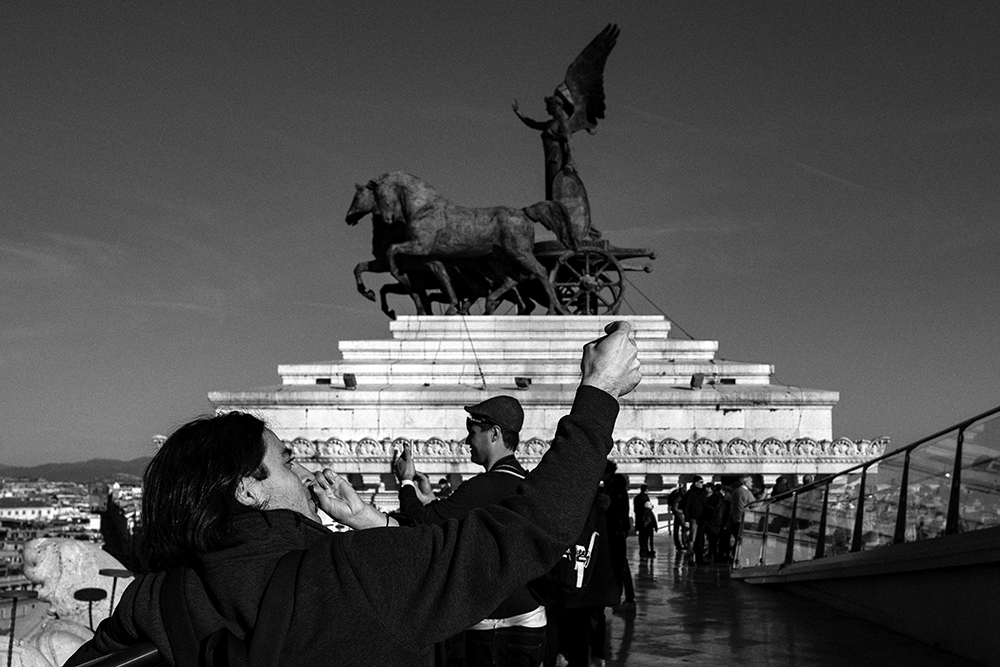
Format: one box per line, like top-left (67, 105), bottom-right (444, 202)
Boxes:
top-left (680, 476), bottom-right (709, 565)
top-left (633, 484), bottom-right (657, 557)
top-left (666, 479), bottom-right (688, 553)
top-left (395, 395), bottom-right (544, 667)
top-left (729, 475), bottom-right (757, 552)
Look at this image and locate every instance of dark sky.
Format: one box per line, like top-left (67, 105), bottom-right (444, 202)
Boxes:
top-left (2, 1), bottom-right (998, 466)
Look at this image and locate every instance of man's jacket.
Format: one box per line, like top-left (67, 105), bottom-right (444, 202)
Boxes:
top-left (399, 454), bottom-right (537, 620)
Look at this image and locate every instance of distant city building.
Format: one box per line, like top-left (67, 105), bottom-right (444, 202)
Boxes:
top-left (101, 483), bottom-right (144, 570)
top-left (0, 498), bottom-right (57, 522)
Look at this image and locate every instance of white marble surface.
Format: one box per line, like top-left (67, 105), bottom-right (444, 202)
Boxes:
top-left (209, 315), bottom-right (860, 484)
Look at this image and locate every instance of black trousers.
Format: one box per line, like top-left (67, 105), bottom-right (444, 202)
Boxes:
top-left (466, 625), bottom-right (545, 667)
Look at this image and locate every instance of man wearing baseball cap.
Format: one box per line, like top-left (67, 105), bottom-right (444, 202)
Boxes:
top-left (395, 394), bottom-right (542, 667)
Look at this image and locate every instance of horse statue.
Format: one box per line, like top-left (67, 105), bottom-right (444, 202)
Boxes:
top-left (346, 172), bottom-right (574, 316)
top-left (346, 186), bottom-right (458, 316)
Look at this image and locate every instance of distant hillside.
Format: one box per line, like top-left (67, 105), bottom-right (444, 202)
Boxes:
top-left (0, 457), bottom-right (152, 483)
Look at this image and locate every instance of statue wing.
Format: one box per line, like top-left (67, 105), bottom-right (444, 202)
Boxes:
top-left (556, 23), bottom-right (620, 134)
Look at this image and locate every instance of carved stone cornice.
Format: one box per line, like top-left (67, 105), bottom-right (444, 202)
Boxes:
top-left (289, 436), bottom-right (888, 465)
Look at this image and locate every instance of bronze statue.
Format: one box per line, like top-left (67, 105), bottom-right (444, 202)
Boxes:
top-left (343, 25), bottom-right (656, 319)
top-left (512, 23), bottom-right (620, 241)
top-left (346, 173), bottom-right (571, 316)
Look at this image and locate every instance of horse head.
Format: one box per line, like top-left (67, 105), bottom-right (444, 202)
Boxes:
top-left (346, 182), bottom-right (376, 226)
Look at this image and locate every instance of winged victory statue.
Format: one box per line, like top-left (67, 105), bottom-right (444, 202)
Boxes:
top-left (512, 23), bottom-right (620, 243)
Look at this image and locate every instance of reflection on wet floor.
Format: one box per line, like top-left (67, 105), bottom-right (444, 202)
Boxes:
top-left (602, 534), bottom-right (980, 666)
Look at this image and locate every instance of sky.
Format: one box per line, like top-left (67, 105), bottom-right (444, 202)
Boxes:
top-left (2, 1), bottom-right (998, 467)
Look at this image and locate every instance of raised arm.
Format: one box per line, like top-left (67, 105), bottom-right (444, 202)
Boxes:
top-left (512, 99), bottom-right (548, 131)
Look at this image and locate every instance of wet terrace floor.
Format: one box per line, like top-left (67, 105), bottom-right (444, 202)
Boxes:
top-left (604, 534), bottom-right (981, 666)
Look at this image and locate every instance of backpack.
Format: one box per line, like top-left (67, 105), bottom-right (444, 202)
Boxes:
top-left (504, 469), bottom-right (614, 607)
top-left (527, 494), bottom-right (607, 606)
top-left (641, 504), bottom-right (656, 529)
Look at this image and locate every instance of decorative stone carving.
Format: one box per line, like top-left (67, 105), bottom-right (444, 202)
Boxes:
top-left (693, 439), bottom-right (718, 456)
top-left (7, 538), bottom-right (132, 667)
top-left (417, 438), bottom-right (440, 457)
top-left (794, 439), bottom-right (819, 456)
top-left (356, 437), bottom-right (384, 458)
top-left (622, 438), bottom-right (644, 457)
top-left (760, 438), bottom-right (785, 457)
top-left (291, 437), bottom-right (316, 458)
top-left (282, 435), bottom-right (887, 466)
top-left (662, 440), bottom-right (687, 457)
top-left (22, 539), bottom-right (127, 628)
top-left (0, 640), bottom-right (52, 667)
top-left (726, 439), bottom-right (753, 456)
top-left (522, 438), bottom-right (548, 457)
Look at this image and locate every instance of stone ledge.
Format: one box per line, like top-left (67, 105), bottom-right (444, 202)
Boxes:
top-left (389, 315), bottom-right (672, 339)
top-left (210, 383), bottom-right (840, 407)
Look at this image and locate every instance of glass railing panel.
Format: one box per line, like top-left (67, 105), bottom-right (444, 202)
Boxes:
top-left (734, 505), bottom-right (767, 568)
top-left (859, 451), bottom-right (906, 549)
top-left (823, 472), bottom-right (861, 556)
top-left (957, 411), bottom-right (1000, 532)
top-left (762, 496), bottom-right (795, 565)
top-left (790, 487), bottom-right (824, 561)
top-left (904, 429), bottom-right (958, 541)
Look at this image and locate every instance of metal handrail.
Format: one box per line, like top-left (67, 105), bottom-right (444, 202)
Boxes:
top-left (736, 403), bottom-right (1000, 567)
top-left (74, 642), bottom-right (164, 667)
top-left (758, 403), bottom-right (1000, 504)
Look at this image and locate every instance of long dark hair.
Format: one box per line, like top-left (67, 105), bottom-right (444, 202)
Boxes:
top-left (140, 412), bottom-right (267, 571)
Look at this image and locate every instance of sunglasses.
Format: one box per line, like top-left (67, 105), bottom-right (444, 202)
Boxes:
top-left (466, 416), bottom-right (495, 431)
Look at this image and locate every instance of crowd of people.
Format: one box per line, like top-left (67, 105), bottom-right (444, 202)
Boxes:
top-left (663, 474), bottom-right (760, 566)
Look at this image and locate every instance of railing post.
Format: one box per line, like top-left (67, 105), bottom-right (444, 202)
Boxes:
top-left (894, 449), bottom-right (911, 544)
top-left (815, 483), bottom-right (830, 559)
top-left (946, 427), bottom-right (965, 534)
top-left (759, 505), bottom-right (771, 565)
top-left (851, 467), bottom-right (868, 552)
top-left (784, 493), bottom-right (798, 564)
top-left (2, 590), bottom-right (38, 667)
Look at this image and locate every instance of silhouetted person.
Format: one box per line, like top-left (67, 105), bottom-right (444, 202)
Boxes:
top-left (666, 479), bottom-right (688, 552)
top-left (550, 463), bottom-right (621, 667)
top-left (608, 471), bottom-right (635, 614)
top-left (633, 484), bottom-right (656, 557)
top-left (704, 483), bottom-right (726, 563)
top-left (680, 476), bottom-right (709, 565)
top-left (729, 475), bottom-right (756, 551)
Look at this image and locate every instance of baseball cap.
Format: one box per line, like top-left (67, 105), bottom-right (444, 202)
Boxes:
top-left (464, 395), bottom-right (524, 433)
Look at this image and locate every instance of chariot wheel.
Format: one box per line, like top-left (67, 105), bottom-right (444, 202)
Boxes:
top-left (548, 248), bottom-right (625, 315)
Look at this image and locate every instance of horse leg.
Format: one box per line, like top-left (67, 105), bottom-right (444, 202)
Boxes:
top-left (484, 277), bottom-right (519, 315)
top-left (425, 260), bottom-right (459, 315)
top-left (387, 242), bottom-right (429, 315)
top-left (515, 254), bottom-right (569, 315)
top-left (379, 283), bottom-right (408, 320)
top-left (354, 261), bottom-right (378, 301)
top-left (516, 282), bottom-right (540, 315)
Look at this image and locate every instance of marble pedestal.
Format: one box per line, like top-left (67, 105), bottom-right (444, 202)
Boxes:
top-left (208, 316), bottom-right (884, 495)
